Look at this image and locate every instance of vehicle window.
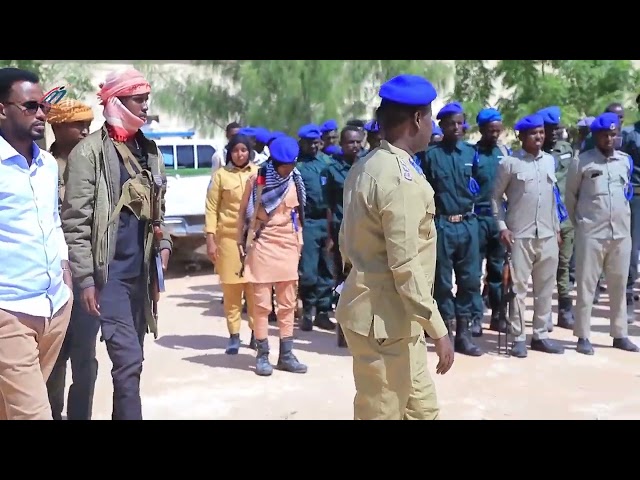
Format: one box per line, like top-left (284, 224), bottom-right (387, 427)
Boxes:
top-left (159, 145), bottom-right (175, 168)
top-left (197, 145), bottom-right (215, 168)
top-left (176, 145), bottom-right (195, 168)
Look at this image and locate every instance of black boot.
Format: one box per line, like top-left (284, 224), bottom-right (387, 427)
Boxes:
top-left (557, 297), bottom-right (575, 329)
top-left (268, 310), bottom-right (277, 324)
top-left (576, 338), bottom-right (594, 355)
top-left (489, 310), bottom-right (507, 333)
top-left (454, 318), bottom-right (483, 356)
top-left (314, 311), bottom-right (335, 331)
top-left (613, 337), bottom-right (640, 352)
top-left (248, 331), bottom-right (257, 350)
top-left (225, 333), bottom-right (241, 355)
top-left (299, 311), bottom-right (313, 331)
top-left (276, 337), bottom-right (307, 373)
top-left (255, 339), bottom-right (273, 376)
top-left (337, 324), bottom-right (347, 348)
top-left (471, 317), bottom-right (483, 337)
top-left (530, 338), bottom-right (564, 354)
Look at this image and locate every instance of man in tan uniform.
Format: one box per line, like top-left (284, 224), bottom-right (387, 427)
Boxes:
top-left (46, 99), bottom-right (94, 208)
top-left (336, 74), bottom-right (454, 420)
top-left (564, 112), bottom-right (639, 355)
top-left (491, 113), bottom-right (565, 358)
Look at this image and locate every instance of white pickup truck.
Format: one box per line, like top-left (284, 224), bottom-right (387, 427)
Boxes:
top-left (153, 133), bottom-right (219, 270)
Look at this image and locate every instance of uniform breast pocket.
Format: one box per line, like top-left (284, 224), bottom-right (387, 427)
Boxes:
top-left (222, 184), bottom-right (241, 202)
top-left (515, 171), bottom-right (533, 193)
top-left (586, 170), bottom-right (607, 196)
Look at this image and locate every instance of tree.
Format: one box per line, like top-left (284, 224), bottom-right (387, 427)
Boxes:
top-left (0, 60), bottom-right (95, 100)
top-left (450, 60), bottom-right (640, 131)
top-left (138, 60), bottom-right (453, 137)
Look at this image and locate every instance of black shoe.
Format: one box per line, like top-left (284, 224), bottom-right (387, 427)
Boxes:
top-left (531, 338), bottom-right (564, 354)
top-left (254, 339), bottom-right (273, 376)
top-left (613, 337), bottom-right (640, 352)
top-left (276, 337), bottom-right (308, 373)
top-left (225, 334), bottom-right (241, 355)
top-left (454, 318), bottom-right (483, 357)
top-left (268, 310), bottom-right (277, 324)
top-left (557, 297), bottom-right (575, 329)
top-left (248, 331), bottom-right (257, 350)
top-left (510, 341), bottom-right (527, 358)
top-left (314, 311), bottom-right (336, 331)
top-left (299, 313), bottom-right (313, 331)
top-left (576, 338), bottom-right (594, 355)
top-left (470, 317), bottom-right (483, 337)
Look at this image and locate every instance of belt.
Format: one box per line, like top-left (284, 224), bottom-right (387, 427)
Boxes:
top-left (473, 206), bottom-right (493, 216)
top-left (439, 212), bottom-right (475, 223)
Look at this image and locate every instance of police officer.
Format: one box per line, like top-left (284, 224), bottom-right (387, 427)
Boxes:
top-left (491, 113), bottom-right (565, 358)
top-left (470, 108), bottom-right (509, 336)
top-left (622, 93), bottom-right (640, 322)
top-left (537, 106), bottom-right (575, 331)
top-left (422, 101), bottom-right (482, 356)
top-left (327, 126), bottom-right (363, 347)
top-left (363, 120), bottom-right (382, 152)
top-left (296, 124), bottom-right (335, 331)
top-left (565, 112), bottom-right (639, 355)
top-left (336, 73), bottom-right (454, 420)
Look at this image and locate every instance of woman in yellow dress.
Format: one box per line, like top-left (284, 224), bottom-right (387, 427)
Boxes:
top-left (205, 134), bottom-right (258, 354)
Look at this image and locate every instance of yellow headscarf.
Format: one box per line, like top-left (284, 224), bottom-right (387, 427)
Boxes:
top-left (46, 99), bottom-right (94, 124)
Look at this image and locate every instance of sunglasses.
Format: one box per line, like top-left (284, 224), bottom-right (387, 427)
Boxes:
top-left (5, 100), bottom-right (52, 116)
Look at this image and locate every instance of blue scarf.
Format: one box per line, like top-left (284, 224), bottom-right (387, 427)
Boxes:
top-left (245, 160), bottom-right (306, 224)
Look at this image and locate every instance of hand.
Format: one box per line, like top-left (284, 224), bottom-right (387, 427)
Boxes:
top-left (433, 335), bottom-right (454, 375)
top-left (499, 229), bottom-right (514, 249)
top-left (207, 241), bottom-right (218, 264)
top-left (160, 248), bottom-right (171, 271)
top-left (557, 232), bottom-right (563, 246)
top-left (81, 286), bottom-right (101, 316)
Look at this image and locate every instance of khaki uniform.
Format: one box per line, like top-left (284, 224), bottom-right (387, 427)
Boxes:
top-left (336, 140), bottom-right (448, 420)
top-left (205, 162), bottom-right (258, 335)
top-left (491, 150), bottom-right (560, 342)
top-left (564, 148), bottom-right (632, 339)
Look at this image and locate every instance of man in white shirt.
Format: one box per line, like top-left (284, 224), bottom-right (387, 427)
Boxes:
top-left (0, 67), bottom-right (73, 420)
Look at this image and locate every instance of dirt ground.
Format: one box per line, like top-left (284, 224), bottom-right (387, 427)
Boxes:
top-left (79, 265), bottom-right (640, 420)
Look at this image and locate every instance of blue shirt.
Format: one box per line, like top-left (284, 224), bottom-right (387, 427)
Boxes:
top-left (0, 135), bottom-right (70, 317)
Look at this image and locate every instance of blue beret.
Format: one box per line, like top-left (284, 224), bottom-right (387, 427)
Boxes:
top-left (515, 114), bottom-right (544, 131)
top-left (590, 112), bottom-right (620, 132)
top-left (378, 74), bottom-right (437, 106)
top-left (432, 126), bottom-right (443, 136)
top-left (324, 144), bottom-right (342, 155)
top-left (268, 131), bottom-right (286, 142)
top-left (436, 101), bottom-right (464, 120)
top-left (476, 108), bottom-right (502, 126)
top-left (239, 127), bottom-right (257, 136)
top-left (364, 120), bottom-right (379, 132)
top-left (253, 127), bottom-right (271, 144)
top-left (270, 136), bottom-right (300, 164)
top-left (321, 119), bottom-right (338, 133)
top-left (536, 106), bottom-right (561, 125)
top-left (298, 124), bottom-right (322, 140)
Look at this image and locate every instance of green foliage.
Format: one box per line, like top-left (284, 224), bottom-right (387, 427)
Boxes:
top-left (451, 60), bottom-right (640, 132)
top-left (140, 60), bottom-right (453, 137)
top-left (0, 60), bottom-right (95, 100)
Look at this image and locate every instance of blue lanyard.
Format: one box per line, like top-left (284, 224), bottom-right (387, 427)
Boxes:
top-left (625, 154), bottom-right (634, 201)
top-left (468, 149), bottom-right (480, 195)
top-left (411, 155), bottom-right (424, 176)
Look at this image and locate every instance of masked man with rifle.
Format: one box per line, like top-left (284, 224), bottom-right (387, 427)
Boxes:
top-left (61, 68), bottom-right (171, 420)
